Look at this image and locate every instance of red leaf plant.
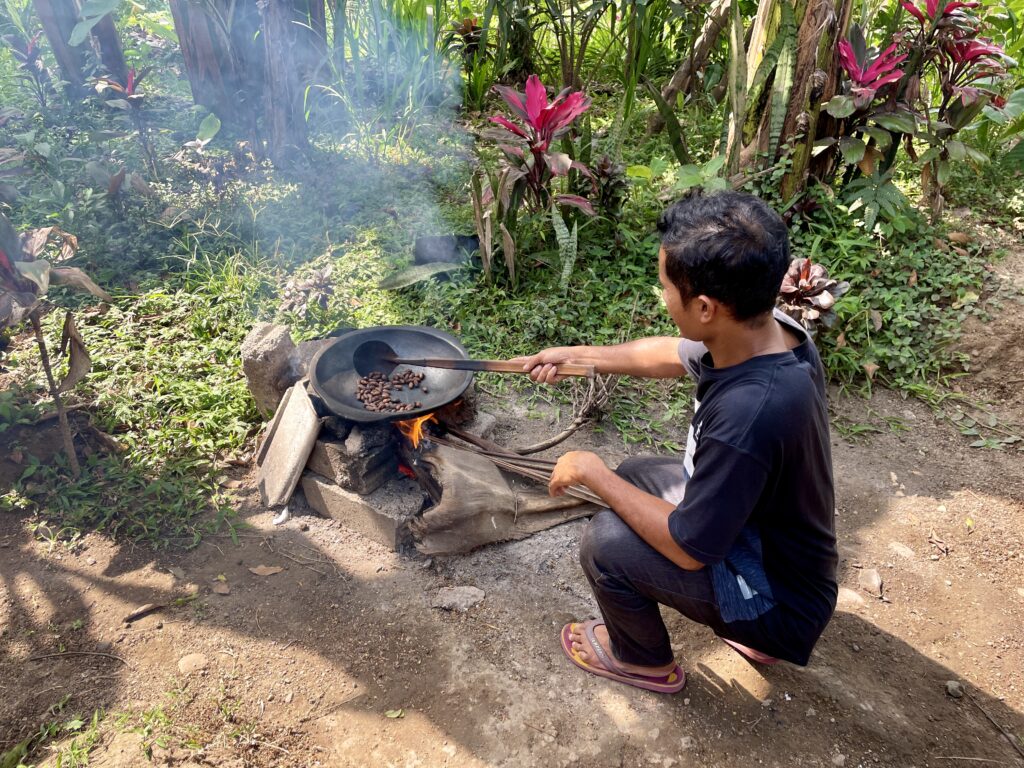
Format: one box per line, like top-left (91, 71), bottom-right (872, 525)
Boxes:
top-left (489, 74), bottom-right (595, 214)
top-left (839, 37), bottom-right (907, 107)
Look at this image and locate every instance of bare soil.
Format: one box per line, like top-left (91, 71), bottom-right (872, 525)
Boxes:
top-left (2, 257), bottom-right (1023, 768)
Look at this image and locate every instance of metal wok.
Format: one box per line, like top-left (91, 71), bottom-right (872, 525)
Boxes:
top-left (309, 325), bottom-right (473, 423)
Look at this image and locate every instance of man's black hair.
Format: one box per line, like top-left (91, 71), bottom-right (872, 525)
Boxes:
top-left (657, 191), bottom-right (790, 322)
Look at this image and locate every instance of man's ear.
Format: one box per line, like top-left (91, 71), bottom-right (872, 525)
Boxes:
top-left (696, 294), bottom-right (717, 324)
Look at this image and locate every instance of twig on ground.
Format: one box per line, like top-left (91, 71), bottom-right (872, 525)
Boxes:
top-left (523, 721), bottom-right (557, 738)
top-left (123, 603), bottom-right (165, 623)
top-left (934, 757), bottom-right (1007, 764)
top-left (27, 651), bottom-right (131, 667)
top-left (967, 693), bottom-right (1024, 761)
top-left (514, 375), bottom-right (616, 454)
top-left (254, 739), bottom-right (290, 755)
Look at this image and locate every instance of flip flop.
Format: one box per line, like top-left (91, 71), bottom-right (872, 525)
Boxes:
top-left (721, 637), bottom-right (780, 665)
top-left (560, 619), bottom-right (686, 694)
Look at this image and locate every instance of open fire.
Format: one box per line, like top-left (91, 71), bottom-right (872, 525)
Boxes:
top-left (395, 411), bottom-right (438, 449)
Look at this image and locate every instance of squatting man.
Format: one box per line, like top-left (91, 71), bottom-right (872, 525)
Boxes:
top-left (515, 191), bottom-right (838, 693)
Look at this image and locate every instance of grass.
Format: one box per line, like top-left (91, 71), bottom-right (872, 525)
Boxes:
top-left (2, 46), bottom-right (1023, 553)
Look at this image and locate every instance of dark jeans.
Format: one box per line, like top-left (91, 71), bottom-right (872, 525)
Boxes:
top-left (579, 456), bottom-right (735, 668)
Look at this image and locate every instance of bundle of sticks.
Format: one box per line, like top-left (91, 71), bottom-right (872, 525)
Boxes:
top-left (430, 426), bottom-right (609, 509)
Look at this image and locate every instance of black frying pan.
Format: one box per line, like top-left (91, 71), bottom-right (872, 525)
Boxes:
top-left (309, 325), bottom-right (473, 423)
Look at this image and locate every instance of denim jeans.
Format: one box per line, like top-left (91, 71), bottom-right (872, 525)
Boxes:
top-left (579, 456), bottom-right (736, 667)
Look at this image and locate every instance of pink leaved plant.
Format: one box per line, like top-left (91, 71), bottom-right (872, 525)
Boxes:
top-left (489, 74), bottom-right (594, 214)
top-left (901, 0), bottom-right (979, 25)
top-left (839, 37), bottom-right (908, 108)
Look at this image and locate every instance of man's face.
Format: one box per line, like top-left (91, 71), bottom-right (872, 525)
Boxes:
top-left (658, 247), bottom-right (699, 339)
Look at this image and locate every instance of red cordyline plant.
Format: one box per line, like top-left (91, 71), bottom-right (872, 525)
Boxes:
top-left (489, 74), bottom-right (594, 214)
top-left (838, 35), bottom-right (907, 108)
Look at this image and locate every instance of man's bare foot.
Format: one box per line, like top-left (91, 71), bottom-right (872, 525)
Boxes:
top-left (568, 622), bottom-right (677, 677)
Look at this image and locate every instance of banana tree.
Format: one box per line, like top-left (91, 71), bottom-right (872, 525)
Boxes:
top-left (723, 0), bottom-right (856, 198)
top-left (1, 213), bottom-right (111, 478)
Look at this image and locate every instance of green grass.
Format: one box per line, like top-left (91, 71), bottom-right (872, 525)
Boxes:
top-left (2, 46), bottom-right (1022, 550)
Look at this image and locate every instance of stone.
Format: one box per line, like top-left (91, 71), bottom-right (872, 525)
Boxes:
top-left (462, 410), bottom-right (498, 440)
top-left (946, 680), bottom-right (965, 699)
top-left (256, 384), bottom-right (321, 507)
top-left (301, 472), bottom-right (423, 550)
top-left (95, 640), bottom-right (112, 652)
top-left (292, 337), bottom-right (338, 382)
top-left (832, 755), bottom-right (846, 767)
top-left (344, 424), bottom-right (393, 456)
top-left (858, 568), bottom-right (883, 598)
top-left (837, 587), bottom-right (865, 608)
top-left (241, 323), bottom-right (297, 416)
top-left (178, 653), bottom-right (209, 675)
top-left (306, 436), bottom-right (397, 495)
top-left (888, 542), bottom-right (914, 559)
top-left (431, 586), bottom-right (485, 612)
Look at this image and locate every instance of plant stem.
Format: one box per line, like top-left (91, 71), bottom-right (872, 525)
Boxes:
top-left (30, 311), bottom-right (80, 478)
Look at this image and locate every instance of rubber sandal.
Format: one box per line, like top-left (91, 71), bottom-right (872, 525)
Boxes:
top-left (560, 619), bottom-right (686, 694)
top-left (721, 637), bottom-right (780, 665)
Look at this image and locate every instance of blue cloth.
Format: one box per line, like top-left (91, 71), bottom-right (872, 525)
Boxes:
top-left (710, 525), bottom-right (776, 623)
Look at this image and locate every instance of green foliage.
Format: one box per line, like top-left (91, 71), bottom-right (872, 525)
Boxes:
top-left (789, 190), bottom-right (988, 390)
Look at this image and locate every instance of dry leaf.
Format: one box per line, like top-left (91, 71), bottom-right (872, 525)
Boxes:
top-left (835, 332), bottom-right (847, 350)
top-left (50, 267), bottom-right (113, 302)
top-left (907, 269), bottom-right (917, 287)
top-left (869, 309), bottom-right (883, 332)
top-left (932, 238), bottom-right (949, 253)
top-left (249, 565), bottom-right (284, 577)
top-left (863, 362), bottom-right (880, 380)
top-left (965, 517), bottom-right (975, 533)
top-left (948, 231), bottom-right (971, 245)
top-left (212, 582), bottom-right (230, 595)
top-left (58, 312), bottom-right (91, 393)
top-left (108, 168), bottom-right (126, 197)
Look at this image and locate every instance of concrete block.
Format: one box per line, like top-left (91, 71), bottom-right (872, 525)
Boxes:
top-left (306, 438), bottom-right (397, 495)
top-left (241, 323), bottom-right (297, 416)
top-left (344, 424), bottom-right (394, 456)
top-left (301, 472), bottom-right (424, 550)
top-left (256, 384), bottom-right (321, 507)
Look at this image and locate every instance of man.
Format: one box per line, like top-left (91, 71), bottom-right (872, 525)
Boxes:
top-left (517, 191), bottom-right (838, 694)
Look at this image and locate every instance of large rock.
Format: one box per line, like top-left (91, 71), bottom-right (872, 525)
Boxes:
top-left (241, 323), bottom-right (297, 416)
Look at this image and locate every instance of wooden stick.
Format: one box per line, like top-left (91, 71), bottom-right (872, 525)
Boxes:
top-left (27, 651), bottom-right (131, 667)
top-left (394, 357), bottom-right (595, 379)
top-left (966, 693), bottom-right (1024, 761)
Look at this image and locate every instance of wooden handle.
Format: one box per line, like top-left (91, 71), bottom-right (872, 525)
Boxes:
top-left (479, 360), bottom-right (596, 378)
top-left (393, 358), bottom-right (596, 378)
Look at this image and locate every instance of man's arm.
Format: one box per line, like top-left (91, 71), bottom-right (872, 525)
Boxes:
top-left (513, 337), bottom-right (687, 384)
top-left (550, 451), bottom-right (705, 571)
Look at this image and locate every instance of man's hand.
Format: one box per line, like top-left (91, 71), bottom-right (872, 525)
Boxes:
top-left (549, 450), bottom-right (608, 497)
top-left (511, 338), bottom-right (688, 384)
top-left (511, 347), bottom-right (581, 384)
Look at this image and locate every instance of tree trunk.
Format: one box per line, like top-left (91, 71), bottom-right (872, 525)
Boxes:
top-left (32, 0), bottom-right (85, 98)
top-left (731, 0), bottom-right (854, 199)
top-left (30, 312), bottom-right (80, 478)
top-left (90, 13), bottom-right (127, 82)
top-left (647, 0), bottom-right (729, 135)
top-left (167, 0), bottom-right (265, 147)
top-left (261, 0), bottom-right (311, 165)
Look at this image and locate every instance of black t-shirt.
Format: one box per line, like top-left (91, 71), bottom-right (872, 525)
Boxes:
top-left (672, 312), bottom-right (838, 665)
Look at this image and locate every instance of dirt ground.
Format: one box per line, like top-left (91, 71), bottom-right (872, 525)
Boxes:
top-left (2, 252), bottom-right (1023, 768)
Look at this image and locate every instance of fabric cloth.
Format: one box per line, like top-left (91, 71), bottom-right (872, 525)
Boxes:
top-left (581, 311), bottom-right (837, 667)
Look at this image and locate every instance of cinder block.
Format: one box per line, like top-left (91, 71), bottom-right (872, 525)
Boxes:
top-left (306, 438), bottom-right (397, 494)
top-left (301, 472), bottom-right (424, 550)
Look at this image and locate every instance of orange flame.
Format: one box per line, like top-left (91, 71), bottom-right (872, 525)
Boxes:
top-left (395, 412), bottom-right (437, 449)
